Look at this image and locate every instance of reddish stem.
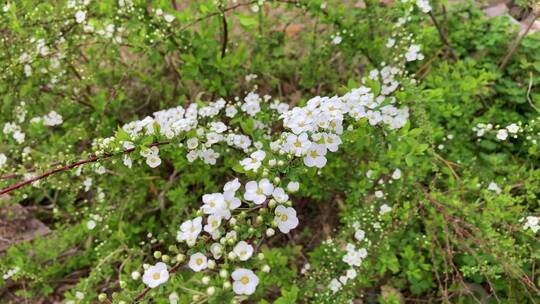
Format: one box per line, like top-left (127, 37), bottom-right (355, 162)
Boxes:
top-left (0, 141), bottom-right (170, 196)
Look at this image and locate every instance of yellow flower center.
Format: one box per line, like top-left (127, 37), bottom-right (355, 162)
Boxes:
top-left (152, 272), bottom-right (161, 280)
top-left (310, 150), bottom-right (318, 158)
top-left (240, 276), bottom-right (250, 284)
top-left (280, 214), bottom-right (288, 222)
top-left (240, 250), bottom-right (246, 256)
top-left (256, 188), bottom-right (263, 195)
top-left (196, 258), bottom-right (203, 265)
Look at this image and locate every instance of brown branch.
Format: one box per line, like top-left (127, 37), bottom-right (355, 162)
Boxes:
top-left (220, 5), bottom-right (228, 58)
top-left (526, 71), bottom-right (539, 112)
top-left (428, 10), bottom-right (456, 60)
top-left (0, 141), bottom-right (170, 196)
top-left (499, 10), bottom-right (539, 71)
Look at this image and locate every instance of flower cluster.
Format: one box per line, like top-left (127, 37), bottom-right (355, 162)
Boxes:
top-left (329, 223), bottom-right (369, 294)
top-left (473, 122), bottom-right (522, 141)
top-left (523, 216), bottom-right (540, 234)
top-left (30, 111), bottom-right (63, 126)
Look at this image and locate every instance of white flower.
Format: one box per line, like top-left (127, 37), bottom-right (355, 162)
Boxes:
top-left (123, 155), bottom-right (132, 168)
top-left (142, 262), bottom-right (169, 288)
top-left (386, 38), bottom-right (396, 48)
top-left (146, 154), bottom-right (162, 168)
top-left (329, 278), bottom-right (341, 293)
top-left (204, 214), bottom-right (222, 239)
top-left (354, 229), bottom-right (365, 242)
top-left (379, 204), bottom-right (392, 215)
top-left (177, 217), bottom-right (203, 246)
top-left (524, 216), bottom-right (540, 233)
top-left (496, 129), bottom-right (508, 141)
top-left (506, 123), bottom-right (519, 134)
top-left (287, 181), bottom-right (299, 193)
top-left (392, 168), bottom-right (402, 180)
top-left (210, 243), bottom-right (223, 259)
top-left (201, 193), bottom-right (228, 217)
top-left (285, 133), bottom-right (310, 156)
top-left (244, 179), bottom-right (274, 204)
top-left (226, 105), bottom-right (238, 118)
top-left (332, 35), bottom-right (343, 45)
top-left (272, 187), bottom-right (289, 203)
top-left (223, 191), bottom-right (241, 217)
top-left (274, 205), bottom-right (299, 233)
top-left (240, 150), bottom-right (266, 171)
top-left (187, 137), bottom-right (199, 149)
top-left (75, 10), bottom-right (86, 24)
top-left (487, 182), bottom-right (502, 194)
top-left (405, 44), bottom-right (424, 62)
top-left (131, 271), bottom-right (141, 280)
top-left (164, 14), bottom-right (175, 23)
top-left (201, 148), bottom-right (219, 165)
top-left (224, 178), bottom-right (241, 192)
top-left (303, 143), bottom-right (327, 168)
top-left (0, 153), bottom-right (7, 168)
top-left (416, 0), bottom-right (432, 13)
top-left (188, 252), bottom-right (208, 272)
top-left (141, 146), bottom-right (159, 157)
top-left (233, 241), bottom-right (254, 261)
top-left (169, 292), bottom-right (179, 304)
top-left (323, 133), bottom-right (342, 152)
top-left (343, 243), bottom-right (367, 267)
top-left (86, 220), bottom-right (96, 230)
top-left (231, 268), bottom-right (259, 295)
top-left (75, 291), bottom-right (84, 300)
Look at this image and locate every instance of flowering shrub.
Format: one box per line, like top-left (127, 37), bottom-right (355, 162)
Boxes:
top-left (1, 0), bottom-right (540, 303)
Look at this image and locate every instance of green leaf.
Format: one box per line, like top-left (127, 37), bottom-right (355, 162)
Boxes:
top-left (237, 14), bottom-right (257, 28)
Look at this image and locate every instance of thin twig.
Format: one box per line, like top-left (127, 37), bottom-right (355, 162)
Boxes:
top-left (526, 71), bottom-right (539, 112)
top-left (428, 10), bottom-right (456, 60)
top-left (0, 141), bottom-right (170, 195)
top-left (499, 10), bottom-right (539, 71)
top-left (220, 4), bottom-right (229, 58)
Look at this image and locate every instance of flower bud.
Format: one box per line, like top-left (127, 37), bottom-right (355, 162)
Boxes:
top-left (207, 286), bottom-right (216, 296)
top-left (202, 276), bottom-right (210, 285)
top-left (273, 176), bottom-right (281, 184)
top-left (256, 216), bottom-right (264, 224)
top-left (161, 254), bottom-right (170, 262)
top-left (228, 252), bottom-right (237, 260)
top-left (223, 281), bottom-right (232, 290)
top-left (266, 228), bottom-right (275, 237)
top-left (98, 293), bottom-right (107, 302)
top-left (153, 251), bottom-right (162, 259)
top-left (207, 259), bottom-right (216, 269)
top-left (262, 265), bottom-right (271, 272)
top-left (257, 253), bottom-right (265, 260)
top-left (131, 271), bottom-right (141, 280)
top-left (176, 253), bottom-right (185, 262)
top-left (219, 269), bottom-right (229, 278)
